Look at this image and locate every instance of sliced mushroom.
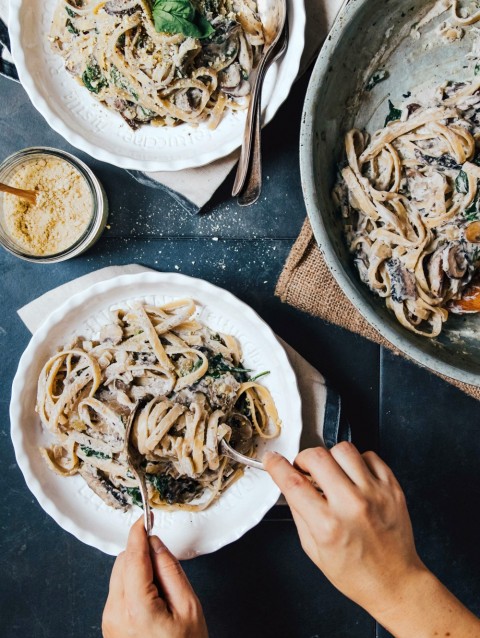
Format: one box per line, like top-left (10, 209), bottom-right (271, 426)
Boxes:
top-left (221, 79), bottom-right (250, 97)
top-left (427, 247), bottom-right (445, 297)
top-left (443, 243), bottom-right (468, 279)
top-left (228, 413), bottom-right (253, 455)
top-left (174, 88), bottom-right (202, 114)
top-left (219, 62), bottom-right (242, 89)
top-left (79, 464), bottom-right (129, 510)
top-left (219, 62), bottom-right (251, 96)
top-left (386, 259), bottom-right (417, 302)
top-left (100, 323), bottom-right (123, 345)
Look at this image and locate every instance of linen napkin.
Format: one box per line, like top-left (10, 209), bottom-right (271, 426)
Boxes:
top-left (17, 265), bottom-right (351, 455)
top-left (0, 0), bottom-right (344, 212)
top-left (276, 219), bottom-right (480, 401)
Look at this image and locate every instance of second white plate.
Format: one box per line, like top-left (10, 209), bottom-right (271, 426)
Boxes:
top-left (8, 0), bottom-right (305, 171)
top-left (10, 272), bottom-right (302, 559)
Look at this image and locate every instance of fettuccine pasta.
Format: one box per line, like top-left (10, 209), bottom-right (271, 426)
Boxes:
top-left (37, 298), bottom-right (281, 511)
top-left (50, 0), bottom-right (264, 129)
top-left (334, 80), bottom-right (480, 337)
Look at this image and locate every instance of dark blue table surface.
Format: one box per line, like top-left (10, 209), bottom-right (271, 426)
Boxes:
top-left (1, 72), bottom-right (479, 638)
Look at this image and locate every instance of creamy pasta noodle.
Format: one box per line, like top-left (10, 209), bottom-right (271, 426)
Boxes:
top-left (37, 299), bottom-right (280, 511)
top-left (334, 79), bottom-right (480, 337)
top-left (50, 0), bottom-right (264, 129)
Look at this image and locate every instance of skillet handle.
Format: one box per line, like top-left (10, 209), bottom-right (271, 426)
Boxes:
top-left (322, 385), bottom-right (352, 449)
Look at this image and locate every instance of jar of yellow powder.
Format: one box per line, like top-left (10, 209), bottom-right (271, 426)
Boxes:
top-left (0, 147), bottom-right (108, 262)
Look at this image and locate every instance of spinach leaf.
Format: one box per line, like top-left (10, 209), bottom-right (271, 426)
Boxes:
top-left (455, 170), bottom-right (469, 194)
top-left (125, 487), bottom-right (143, 508)
top-left (151, 0), bottom-right (214, 39)
top-left (384, 100), bottom-right (401, 126)
top-left (206, 353), bottom-right (250, 379)
top-left (148, 473), bottom-right (201, 505)
top-left (366, 70), bottom-right (389, 92)
top-left (249, 370), bottom-right (270, 382)
top-left (476, 64), bottom-right (480, 76)
top-left (110, 65), bottom-right (139, 100)
top-left (464, 190), bottom-right (480, 222)
top-left (79, 445), bottom-right (111, 460)
top-left (66, 19), bottom-right (79, 35)
top-left (65, 5), bottom-right (77, 17)
top-left (82, 64), bottom-right (108, 93)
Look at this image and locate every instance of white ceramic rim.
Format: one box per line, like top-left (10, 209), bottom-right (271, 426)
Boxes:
top-left (300, 0), bottom-right (480, 388)
top-left (8, 0), bottom-right (306, 171)
top-left (10, 272), bottom-right (302, 557)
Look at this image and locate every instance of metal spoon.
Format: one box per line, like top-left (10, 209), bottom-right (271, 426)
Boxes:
top-left (237, 25), bottom-right (289, 206)
top-left (232, 0), bottom-right (288, 202)
top-left (0, 182), bottom-right (37, 205)
top-left (124, 402), bottom-right (152, 535)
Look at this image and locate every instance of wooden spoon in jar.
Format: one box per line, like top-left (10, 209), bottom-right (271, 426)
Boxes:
top-left (0, 182), bottom-right (37, 205)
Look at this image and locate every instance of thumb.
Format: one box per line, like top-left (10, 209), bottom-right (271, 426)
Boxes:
top-left (149, 535), bottom-right (199, 613)
top-left (124, 517), bottom-right (162, 606)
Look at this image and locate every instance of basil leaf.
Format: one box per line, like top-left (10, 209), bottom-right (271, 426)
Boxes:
top-left (475, 63), bottom-right (480, 76)
top-left (455, 169), bottom-right (469, 194)
top-left (384, 100), bottom-right (402, 126)
top-left (155, 0), bottom-right (195, 20)
top-left (152, 0), bottom-right (214, 39)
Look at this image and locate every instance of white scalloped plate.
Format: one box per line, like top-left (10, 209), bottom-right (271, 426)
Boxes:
top-left (8, 0), bottom-right (305, 171)
top-left (10, 272), bottom-right (302, 558)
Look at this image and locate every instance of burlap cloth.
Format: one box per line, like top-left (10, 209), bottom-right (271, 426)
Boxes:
top-left (276, 218), bottom-right (480, 401)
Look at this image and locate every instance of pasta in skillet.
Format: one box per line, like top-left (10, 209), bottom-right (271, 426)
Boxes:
top-left (334, 80), bottom-right (480, 337)
top-left (50, 0), bottom-right (264, 130)
top-left (36, 299), bottom-right (280, 511)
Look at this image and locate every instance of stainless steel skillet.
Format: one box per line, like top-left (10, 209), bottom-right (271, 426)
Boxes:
top-left (300, 0), bottom-right (480, 386)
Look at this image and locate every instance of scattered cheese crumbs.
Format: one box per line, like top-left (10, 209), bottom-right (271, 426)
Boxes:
top-left (3, 158), bottom-right (92, 256)
top-left (212, 236), bottom-right (219, 241)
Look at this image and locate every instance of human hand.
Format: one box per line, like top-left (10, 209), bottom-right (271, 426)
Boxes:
top-left (263, 443), bottom-right (424, 618)
top-left (102, 517), bottom-right (208, 638)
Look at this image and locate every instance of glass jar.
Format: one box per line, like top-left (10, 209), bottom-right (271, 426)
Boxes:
top-left (0, 147), bottom-right (109, 263)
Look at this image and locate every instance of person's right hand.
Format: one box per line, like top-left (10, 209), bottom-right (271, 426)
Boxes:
top-left (264, 442), bottom-right (422, 618)
top-left (264, 443), bottom-right (480, 638)
top-left (102, 517), bottom-right (208, 638)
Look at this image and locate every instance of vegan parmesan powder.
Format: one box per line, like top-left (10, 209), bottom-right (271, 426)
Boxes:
top-left (3, 157), bottom-right (92, 256)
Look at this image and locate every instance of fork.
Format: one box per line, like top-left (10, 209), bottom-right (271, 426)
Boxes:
top-left (124, 402), bottom-right (152, 535)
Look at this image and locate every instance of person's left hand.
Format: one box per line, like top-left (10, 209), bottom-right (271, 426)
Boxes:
top-left (102, 517), bottom-right (208, 638)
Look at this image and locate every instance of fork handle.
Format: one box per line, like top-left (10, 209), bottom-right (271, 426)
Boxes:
top-left (231, 59), bottom-right (267, 197)
top-left (137, 472), bottom-right (153, 535)
top-left (238, 104), bottom-right (262, 206)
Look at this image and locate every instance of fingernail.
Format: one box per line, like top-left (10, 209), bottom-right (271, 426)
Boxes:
top-left (149, 536), bottom-right (165, 554)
